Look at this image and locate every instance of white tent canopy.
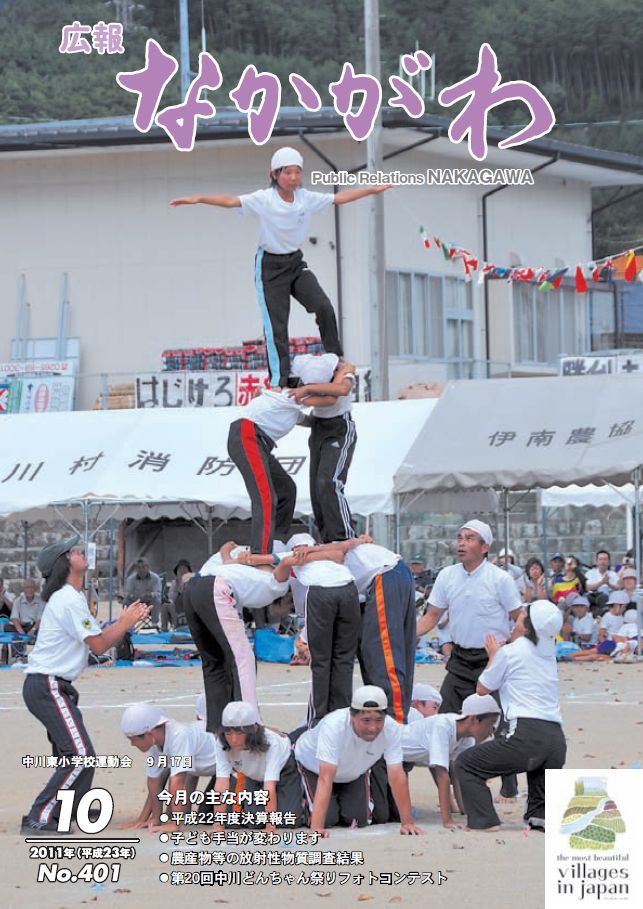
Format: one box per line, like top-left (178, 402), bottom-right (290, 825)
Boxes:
top-left (541, 484), bottom-right (639, 509)
top-left (0, 399), bottom-right (436, 522)
top-left (394, 374), bottom-right (643, 493)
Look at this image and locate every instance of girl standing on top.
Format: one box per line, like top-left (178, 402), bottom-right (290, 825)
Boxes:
top-left (170, 147), bottom-right (390, 387)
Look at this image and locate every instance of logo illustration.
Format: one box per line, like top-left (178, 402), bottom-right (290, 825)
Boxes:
top-left (560, 776), bottom-right (626, 850)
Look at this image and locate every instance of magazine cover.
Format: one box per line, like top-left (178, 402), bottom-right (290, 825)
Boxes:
top-left (1, 1), bottom-right (642, 907)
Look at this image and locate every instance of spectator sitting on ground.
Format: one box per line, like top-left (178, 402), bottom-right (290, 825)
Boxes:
top-left (521, 558), bottom-right (550, 603)
top-left (124, 559), bottom-right (163, 626)
top-left (408, 683), bottom-right (443, 722)
top-left (9, 579), bottom-right (45, 662)
top-left (551, 556), bottom-right (585, 605)
top-left (597, 590), bottom-right (628, 643)
top-left (561, 594), bottom-right (596, 647)
top-left (618, 566), bottom-right (638, 605)
top-left (548, 553), bottom-right (565, 584)
top-left (585, 549), bottom-right (619, 615)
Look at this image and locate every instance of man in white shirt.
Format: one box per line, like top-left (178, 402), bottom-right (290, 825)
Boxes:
top-left (121, 704), bottom-right (218, 832)
top-left (9, 578), bottom-right (45, 661)
top-left (416, 519), bottom-right (521, 802)
top-left (416, 520), bottom-right (522, 713)
top-left (294, 686), bottom-right (424, 836)
top-left (585, 549), bottom-right (619, 614)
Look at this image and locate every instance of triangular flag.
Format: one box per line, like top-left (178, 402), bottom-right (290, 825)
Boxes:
top-left (624, 250), bottom-right (636, 281)
top-left (575, 266), bottom-right (587, 293)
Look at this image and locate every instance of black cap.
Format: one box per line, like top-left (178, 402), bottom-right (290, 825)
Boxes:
top-left (36, 535), bottom-right (80, 577)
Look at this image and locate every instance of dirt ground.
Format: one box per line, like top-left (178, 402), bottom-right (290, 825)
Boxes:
top-left (1, 657), bottom-right (641, 909)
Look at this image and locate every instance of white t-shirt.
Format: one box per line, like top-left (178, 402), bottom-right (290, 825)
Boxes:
top-left (478, 637), bottom-right (562, 732)
top-left (199, 562), bottom-right (288, 610)
top-left (599, 612), bottom-right (624, 639)
top-left (428, 560), bottom-right (520, 648)
top-left (25, 584), bottom-right (101, 681)
top-left (407, 706), bottom-right (423, 724)
top-left (146, 720), bottom-right (218, 778)
top-left (310, 375), bottom-right (355, 419)
top-left (343, 544), bottom-right (401, 598)
top-left (401, 714), bottom-right (474, 769)
top-left (572, 613), bottom-right (596, 641)
top-left (284, 551), bottom-right (354, 588)
top-left (239, 187), bottom-right (332, 254)
top-left (585, 567), bottom-right (619, 595)
top-left (295, 708), bottom-right (403, 782)
top-left (243, 388), bottom-right (308, 443)
top-left (214, 728), bottom-right (292, 782)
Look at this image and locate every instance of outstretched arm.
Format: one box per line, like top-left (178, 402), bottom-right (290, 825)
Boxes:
top-left (333, 185), bottom-right (392, 205)
top-left (170, 195), bottom-right (241, 208)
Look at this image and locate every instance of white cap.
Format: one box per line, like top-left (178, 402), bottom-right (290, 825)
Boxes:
top-left (498, 548), bottom-right (514, 559)
top-left (566, 593), bottom-right (590, 608)
top-left (459, 519), bottom-right (493, 546)
top-left (291, 353), bottom-right (338, 385)
top-left (607, 590), bottom-right (629, 606)
top-left (529, 599), bottom-right (563, 655)
top-left (270, 146), bottom-right (303, 171)
top-left (121, 704), bottom-right (169, 737)
top-left (456, 693), bottom-right (500, 720)
top-left (221, 701), bottom-right (260, 727)
top-left (411, 683), bottom-right (442, 706)
top-left (351, 685), bottom-right (388, 711)
top-left (195, 694), bottom-right (207, 721)
top-left (287, 532), bottom-right (316, 549)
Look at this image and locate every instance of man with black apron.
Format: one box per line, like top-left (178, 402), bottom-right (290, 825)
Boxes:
top-left (416, 519), bottom-right (522, 800)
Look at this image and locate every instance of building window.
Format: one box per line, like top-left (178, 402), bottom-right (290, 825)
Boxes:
top-left (386, 270), bottom-right (473, 375)
top-left (588, 286), bottom-right (615, 350)
top-left (513, 282), bottom-right (582, 365)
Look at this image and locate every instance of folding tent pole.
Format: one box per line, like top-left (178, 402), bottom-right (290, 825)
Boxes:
top-left (394, 495), bottom-right (401, 554)
top-left (633, 467), bottom-right (642, 660)
top-left (22, 521), bottom-right (28, 579)
top-left (541, 504), bottom-right (549, 568)
top-left (503, 489), bottom-right (510, 561)
top-left (107, 521), bottom-right (116, 623)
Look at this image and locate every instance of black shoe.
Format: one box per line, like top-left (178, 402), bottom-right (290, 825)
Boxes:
top-left (20, 815), bottom-right (72, 836)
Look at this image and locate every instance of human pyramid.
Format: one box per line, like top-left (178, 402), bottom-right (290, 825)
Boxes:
top-left (19, 148), bottom-right (567, 840)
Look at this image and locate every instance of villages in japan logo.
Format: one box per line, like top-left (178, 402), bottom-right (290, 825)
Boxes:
top-left (560, 776), bottom-right (625, 850)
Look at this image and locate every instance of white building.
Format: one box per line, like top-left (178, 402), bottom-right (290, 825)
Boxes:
top-left (1, 109), bottom-right (642, 409)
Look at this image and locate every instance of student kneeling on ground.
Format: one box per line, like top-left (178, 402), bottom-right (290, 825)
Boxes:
top-left (294, 685), bottom-right (424, 837)
top-left (212, 701), bottom-right (305, 831)
top-left (121, 703), bottom-right (218, 832)
top-left (401, 693), bottom-right (500, 828)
